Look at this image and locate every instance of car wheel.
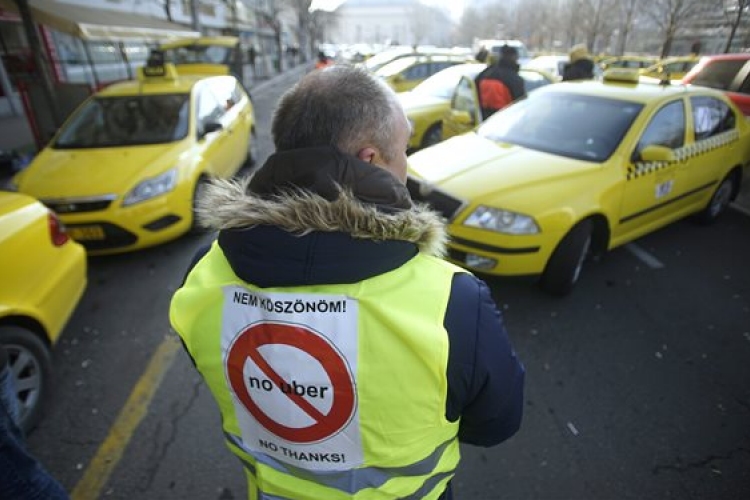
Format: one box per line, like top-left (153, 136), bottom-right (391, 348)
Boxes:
top-left (539, 219), bottom-right (593, 296)
top-left (695, 173), bottom-right (737, 224)
top-left (0, 326), bottom-right (52, 434)
top-left (190, 177), bottom-right (209, 233)
top-left (421, 124), bottom-right (442, 149)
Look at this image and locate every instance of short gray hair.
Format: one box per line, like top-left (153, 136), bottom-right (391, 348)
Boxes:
top-left (271, 65), bottom-right (403, 162)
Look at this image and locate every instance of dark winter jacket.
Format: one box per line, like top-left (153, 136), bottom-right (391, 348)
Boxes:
top-left (562, 58), bottom-right (595, 81)
top-left (185, 146), bottom-right (526, 499)
top-left (474, 60), bottom-right (526, 119)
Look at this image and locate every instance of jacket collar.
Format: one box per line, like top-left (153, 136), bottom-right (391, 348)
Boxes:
top-left (197, 146), bottom-right (447, 256)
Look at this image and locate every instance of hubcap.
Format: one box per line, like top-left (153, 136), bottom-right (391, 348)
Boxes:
top-left (710, 180), bottom-right (732, 217)
top-left (7, 344), bottom-right (41, 424)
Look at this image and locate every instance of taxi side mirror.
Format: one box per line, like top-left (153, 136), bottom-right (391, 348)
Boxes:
top-left (638, 145), bottom-right (675, 163)
top-left (199, 121), bottom-right (223, 139)
top-left (451, 109), bottom-right (474, 126)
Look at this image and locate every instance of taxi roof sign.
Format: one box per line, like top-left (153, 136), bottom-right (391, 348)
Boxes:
top-left (137, 50), bottom-right (178, 82)
top-left (602, 68), bottom-right (641, 84)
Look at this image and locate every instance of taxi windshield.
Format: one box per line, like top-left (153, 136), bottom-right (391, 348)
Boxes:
top-left (412, 64), bottom-right (482, 99)
top-left (162, 45), bottom-right (233, 65)
top-left (477, 92), bottom-right (643, 162)
top-left (54, 94), bottom-right (190, 149)
top-left (376, 56), bottom-right (417, 78)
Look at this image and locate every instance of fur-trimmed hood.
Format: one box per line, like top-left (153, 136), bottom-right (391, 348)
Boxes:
top-left (197, 146), bottom-right (447, 257)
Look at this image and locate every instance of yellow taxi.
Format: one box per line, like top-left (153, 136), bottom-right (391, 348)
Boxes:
top-left (441, 68), bottom-right (554, 140)
top-left (376, 53), bottom-right (475, 93)
top-left (599, 55), bottom-right (659, 71)
top-left (399, 63), bottom-right (487, 151)
top-left (0, 191), bottom-right (86, 432)
top-left (11, 58), bottom-right (256, 254)
top-left (408, 69), bottom-right (750, 295)
top-left (640, 55), bottom-right (701, 81)
top-left (160, 35), bottom-right (244, 79)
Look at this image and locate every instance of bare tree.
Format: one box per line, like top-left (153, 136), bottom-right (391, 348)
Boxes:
top-left (286, 0), bottom-right (312, 61)
top-left (723, 0), bottom-right (750, 51)
top-left (645, 0), bottom-right (704, 57)
top-left (456, 1), bottom-right (511, 45)
top-left (615, 0), bottom-right (641, 54)
top-left (581, 0), bottom-right (613, 52)
top-left (255, 2), bottom-right (285, 72)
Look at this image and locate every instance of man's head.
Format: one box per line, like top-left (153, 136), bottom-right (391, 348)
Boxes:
top-left (499, 45), bottom-right (519, 64)
top-left (272, 65), bottom-right (411, 182)
top-left (569, 44), bottom-right (590, 63)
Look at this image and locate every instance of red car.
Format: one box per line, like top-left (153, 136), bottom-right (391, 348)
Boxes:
top-left (682, 53), bottom-right (750, 115)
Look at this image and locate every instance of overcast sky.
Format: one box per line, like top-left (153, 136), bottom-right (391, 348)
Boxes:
top-left (310, 0), bottom-right (466, 20)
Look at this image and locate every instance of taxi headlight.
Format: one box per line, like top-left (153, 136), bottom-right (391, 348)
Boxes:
top-left (463, 206), bottom-right (540, 234)
top-left (123, 169), bottom-right (177, 206)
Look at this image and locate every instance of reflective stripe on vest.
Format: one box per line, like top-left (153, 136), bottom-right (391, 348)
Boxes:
top-left (225, 431), bottom-right (457, 497)
top-left (171, 242), bottom-right (465, 499)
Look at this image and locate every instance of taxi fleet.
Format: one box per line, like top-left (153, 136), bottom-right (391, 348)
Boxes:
top-left (11, 57), bottom-right (255, 254)
top-left (407, 69), bottom-right (750, 295)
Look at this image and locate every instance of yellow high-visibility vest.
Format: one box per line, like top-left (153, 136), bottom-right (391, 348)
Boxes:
top-left (170, 242), bottom-right (463, 499)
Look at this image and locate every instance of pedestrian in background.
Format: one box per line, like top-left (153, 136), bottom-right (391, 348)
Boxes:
top-left (474, 45), bottom-right (526, 120)
top-left (0, 345), bottom-right (69, 499)
top-left (170, 65), bottom-right (525, 500)
top-left (562, 44), bottom-right (595, 81)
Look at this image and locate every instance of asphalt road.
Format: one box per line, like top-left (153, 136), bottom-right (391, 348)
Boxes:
top-left (26, 67), bottom-right (750, 500)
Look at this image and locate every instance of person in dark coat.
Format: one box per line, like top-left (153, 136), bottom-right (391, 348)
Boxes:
top-left (562, 44), bottom-right (595, 81)
top-left (474, 45), bottom-right (526, 120)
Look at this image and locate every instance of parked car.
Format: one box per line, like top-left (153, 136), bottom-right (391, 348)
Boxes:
top-left (599, 55), bottom-right (659, 71)
top-left (441, 68), bottom-right (555, 140)
top-left (524, 55), bottom-right (570, 81)
top-left (408, 69), bottom-right (750, 295)
top-left (399, 63), bottom-right (488, 151)
top-left (376, 53), bottom-right (475, 93)
top-left (0, 192), bottom-right (87, 432)
top-left (640, 55), bottom-right (700, 81)
top-left (682, 53), bottom-right (750, 116)
top-left (11, 61), bottom-right (256, 254)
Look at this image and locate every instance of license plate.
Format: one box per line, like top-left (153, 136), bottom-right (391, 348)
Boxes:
top-left (68, 225), bottom-right (105, 241)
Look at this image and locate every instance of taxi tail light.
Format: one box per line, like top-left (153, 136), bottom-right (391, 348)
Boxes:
top-left (48, 211), bottom-right (70, 246)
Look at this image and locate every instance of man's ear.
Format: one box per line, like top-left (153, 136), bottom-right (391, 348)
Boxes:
top-left (357, 146), bottom-right (377, 164)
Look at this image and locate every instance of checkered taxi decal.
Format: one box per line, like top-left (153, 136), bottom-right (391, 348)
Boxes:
top-left (627, 129), bottom-right (740, 181)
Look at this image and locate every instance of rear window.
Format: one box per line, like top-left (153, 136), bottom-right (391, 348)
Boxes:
top-left (691, 60), bottom-right (748, 90)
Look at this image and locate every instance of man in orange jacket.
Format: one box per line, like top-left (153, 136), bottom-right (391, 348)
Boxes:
top-left (474, 45), bottom-right (526, 120)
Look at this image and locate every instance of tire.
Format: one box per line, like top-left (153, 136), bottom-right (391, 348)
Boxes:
top-left (420, 123), bottom-right (442, 149)
top-left (539, 220), bottom-right (593, 296)
top-left (695, 173), bottom-right (737, 224)
top-left (190, 177), bottom-right (209, 234)
top-left (0, 326), bottom-right (52, 434)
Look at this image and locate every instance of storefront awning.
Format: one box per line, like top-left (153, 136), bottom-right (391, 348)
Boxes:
top-left (0, 0), bottom-right (200, 42)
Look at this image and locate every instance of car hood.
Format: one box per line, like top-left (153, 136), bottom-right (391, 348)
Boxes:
top-left (17, 144), bottom-right (186, 198)
top-left (408, 133), bottom-right (600, 203)
top-left (398, 92), bottom-right (447, 113)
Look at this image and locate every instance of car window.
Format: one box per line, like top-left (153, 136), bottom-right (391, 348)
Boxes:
top-left (691, 60), bottom-right (748, 91)
top-left (740, 74), bottom-right (750, 94)
top-left (478, 92), bottom-right (643, 162)
top-left (210, 76), bottom-right (244, 110)
top-left (637, 100), bottom-right (685, 151)
top-left (403, 62), bottom-right (431, 80)
top-left (54, 94), bottom-right (190, 148)
top-left (690, 96), bottom-right (735, 140)
top-left (196, 86), bottom-right (225, 127)
top-left (452, 77), bottom-right (478, 119)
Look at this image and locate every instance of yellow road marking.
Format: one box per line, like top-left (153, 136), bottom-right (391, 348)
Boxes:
top-left (72, 336), bottom-right (181, 500)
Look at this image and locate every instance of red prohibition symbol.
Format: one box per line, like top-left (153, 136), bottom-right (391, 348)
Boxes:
top-left (227, 322), bottom-right (356, 443)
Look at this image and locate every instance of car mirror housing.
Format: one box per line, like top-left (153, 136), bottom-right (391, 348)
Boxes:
top-left (200, 121), bottom-right (223, 139)
top-left (638, 145), bottom-right (675, 163)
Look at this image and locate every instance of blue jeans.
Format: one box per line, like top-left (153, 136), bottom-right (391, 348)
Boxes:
top-left (0, 346), bottom-right (69, 499)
